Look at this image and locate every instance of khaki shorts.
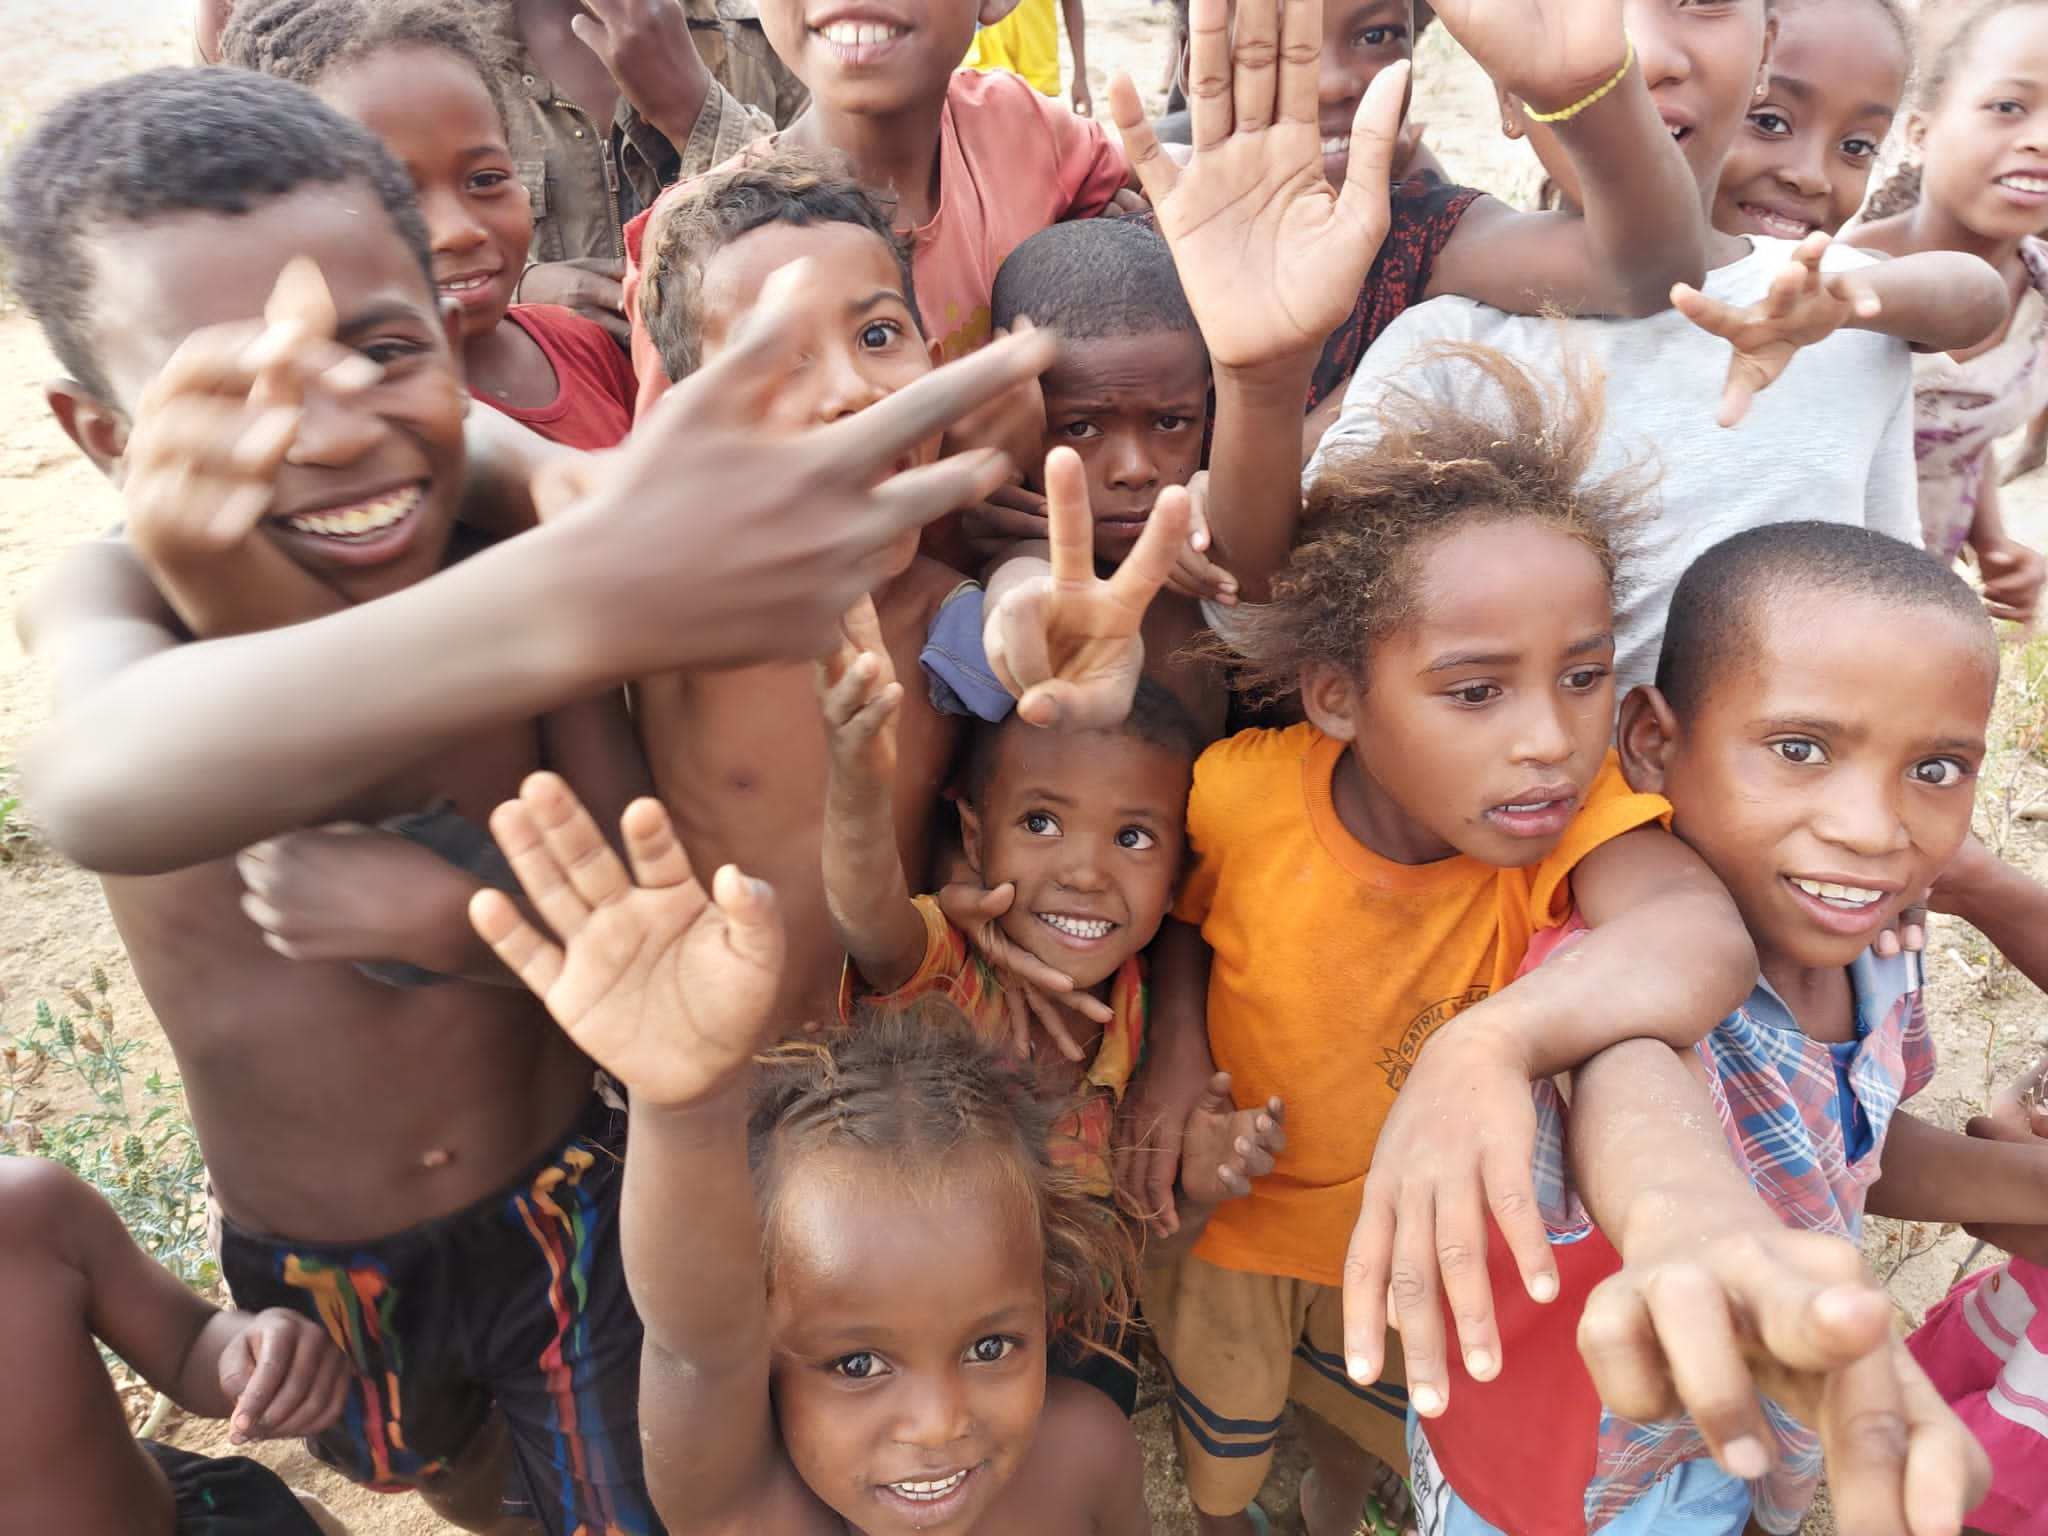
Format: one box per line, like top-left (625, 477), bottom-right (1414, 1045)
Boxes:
top-left (1144, 1254), bottom-right (1409, 1517)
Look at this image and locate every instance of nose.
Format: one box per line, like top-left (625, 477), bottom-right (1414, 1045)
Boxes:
top-left (1103, 430), bottom-right (1159, 494)
top-left (812, 341), bottom-right (888, 425)
top-left (1776, 140), bottom-right (1831, 199)
top-left (284, 383), bottom-right (386, 468)
top-left (422, 185), bottom-right (488, 256)
top-left (1320, 47), bottom-right (1362, 110)
top-left (1509, 695), bottom-right (1576, 770)
top-left (1623, 0), bottom-right (1690, 93)
top-left (1057, 842), bottom-right (1111, 895)
top-left (1810, 766), bottom-right (1910, 858)
top-left (895, 1372), bottom-right (974, 1452)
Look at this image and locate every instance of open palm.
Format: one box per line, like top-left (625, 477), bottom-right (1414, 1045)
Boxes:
top-left (1109, 0), bottom-right (1408, 370)
top-left (471, 774), bottom-right (784, 1108)
top-left (1431, 0), bottom-right (1626, 113)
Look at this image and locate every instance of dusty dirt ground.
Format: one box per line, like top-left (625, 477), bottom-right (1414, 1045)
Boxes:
top-left (4, 3), bottom-right (2048, 1534)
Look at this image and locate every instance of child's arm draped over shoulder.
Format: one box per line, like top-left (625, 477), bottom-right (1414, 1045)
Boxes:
top-left (1341, 825), bottom-right (1755, 1414)
top-left (1566, 1038), bottom-right (1989, 1536)
top-left (471, 774), bottom-right (812, 1532)
top-left (22, 291), bottom-right (1052, 874)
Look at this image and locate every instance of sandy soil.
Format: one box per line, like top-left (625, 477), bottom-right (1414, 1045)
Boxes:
top-left (4, 3), bottom-right (2048, 1534)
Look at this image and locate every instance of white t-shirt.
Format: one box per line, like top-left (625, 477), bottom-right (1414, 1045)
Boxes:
top-left (1306, 237), bottom-right (1920, 695)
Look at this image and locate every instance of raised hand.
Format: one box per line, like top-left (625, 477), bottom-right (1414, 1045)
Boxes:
top-left (472, 773), bottom-right (784, 1108)
top-left (1974, 535), bottom-right (2046, 625)
top-left (1179, 1072), bottom-right (1286, 1207)
top-left (982, 446), bottom-right (1191, 729)
top-left (1674, 233), bottom-right (1882, 428)
top-left (570, 0), bottom-right (712, 148)
top-left (1166, 471), bottom-right (1239, 605)
top-left (816, 597), bottom-right (902, 789)
top-left (1430, 0), bottom-right (1629, 118)
top-left (216, 1309), bottom-right (353, 1446)
top-left (1108, 0), bottom-right (1408, 371)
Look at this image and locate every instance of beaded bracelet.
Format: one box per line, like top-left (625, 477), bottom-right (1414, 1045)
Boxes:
top-left (1523, 34), bottom-right (1635, 124)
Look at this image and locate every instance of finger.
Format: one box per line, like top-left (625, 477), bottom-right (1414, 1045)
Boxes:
top-left (1643, 1269), bottom-right (1773, 1478)
top-left (1043, 446), bottom-right (1098, 588)
top-left (1340, 1191), bottom-right (1398, 1387)
top-left (1027, 989), bottom-right (1091, 1062)
top-left (469, 887), bottom-right (567, 997)
top-left (1578, 1280), bottom-right (1681, 1422)
top-left (993, 585), bottom-right (1057, 699)
top-left (230, 1326), bottom-right (292, 1441)
top-left (810, 327), bottom-right (1057, 483)
top-left (1003, 983), bottom-right (1034, 1057)
top-left (620, 796), bottom-right (697, 893)
top-left (1483, 1147), bottom-right (1560, 1309)
top-left (710, 862), bottom-right (785, 979)
top-left (1110, 73), bottom-right (1185, 204)
top-left (1389, 1191), bottom-right (1452, 1414)
top-left (1818, 1345), bottom-right (1913, 1536)
top-left (1840, 270), bottom-right (1883, 321)
top-left (1184, 0), bottom-right (1233, 149)
top-left (513, 773), bottom-right (630, 924)
top-left (1019, 673), bottom-right (1135, 731)
top-left (1333, 61), bottom-right (1408, 244)
top-left (1898, 1347), bottom-right (1991, 1536)
top-left (1104, 485), bottom-right (1193, 613)
top-left (1742, 1257), bottom-right (1892, 1376)
top-left (1671, 282), bottom-right (1740, 341)
top-left (1434, 1179), bottom-right (1501, 1383)
top-left (252, 1330), bottom-right (320, 1436)
top-left (1718, 363), bottom-right (1759, 430)
top-left (841, 592), bottom-right (888, 657)
top-left (238, 891), bottom-right (284, 939)
top-left (1276, 0), bottom-right (1323, 126)
top-left (862, 448), bottom-right (1018, 554)
top-left (1231, 0), bottom-right (1282, 134)
top-left (266, 255), bottom-right (338, 342)
top-left (1147, 1113), bottom-right (1187, 1236)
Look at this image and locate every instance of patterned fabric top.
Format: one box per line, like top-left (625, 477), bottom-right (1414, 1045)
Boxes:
top-left (838, 895), bottom-right (1146, 1197)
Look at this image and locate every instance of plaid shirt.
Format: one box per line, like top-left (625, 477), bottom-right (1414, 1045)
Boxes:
top-left (1532, 948), bottom-right (1935, 1533)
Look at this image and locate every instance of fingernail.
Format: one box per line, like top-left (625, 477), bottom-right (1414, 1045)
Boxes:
top-left (1466, 1348), bottom-right (1496, 1380)
top-left (1530, 1272), bottom-right (1559, 1302)
top-left (1723, 1436), bottom-right (1769, 1480)
top-left (1412, 1384), bottom-right (1445, 1416)
top-left (1346, 1353), bottom-right (1376, 1384)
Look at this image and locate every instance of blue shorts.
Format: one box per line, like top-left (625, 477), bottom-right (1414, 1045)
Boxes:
top-left (1407, 1409), bottom-right (1752, 1536)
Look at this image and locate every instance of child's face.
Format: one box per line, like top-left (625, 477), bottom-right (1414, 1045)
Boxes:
top-left (1912, 7), bottom-right (2048, 246)
top-left (759, 0), bottom-right (978, 119)
top-left (961, 726), bottom-right (1191, 990)
top-left (767, 1149), bottom-right (1048, 1535)
top-left (1309, 522), bottom-right (1616, 868)
top-left (697, 220), bottom-right (938, 466)
top-left (1315, 0), bottom-right (1416, 189)
top-left (1036, 328), bottom-right (1208, 564)
top-left (1518, 0), bottom-right (1770, 214)
top-left (1623, 593), bottom-right (1994, 984)
top-left (318, 45), bottom-right (532, 345)
top-left (86, 181), bottom-right (466, 606)
top-left (1712, 0), bottom-right (1906, 240)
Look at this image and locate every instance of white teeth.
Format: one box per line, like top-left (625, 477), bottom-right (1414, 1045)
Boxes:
top-left (2001, 173), bottom-right (2048, 193)
top-left (1790, 877), bottom-right (1884, 909)
top-left (438, 274), bottom-right (491, 292)
top-left (1500, 802), bottom-right (1549, 813)
top-left (1321, 137), bottom-right (1347, 155)
top-left (1745, 206), bottom-right (1814, 238)
top-left (1039, 914), bottom-right (1113, 940)
top-left (889, 1471), bottom-right (967, 1500)
top-left (284, 485), bottom-right (420, 542)
top-left (819, 19), bottom-right (905, 45)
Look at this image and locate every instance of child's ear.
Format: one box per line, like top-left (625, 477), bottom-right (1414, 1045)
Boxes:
top-left (928, 334), bottom-right (944, 370)
top-left (957, 798), bottom-right (987, 876)
top-left (1902, 108), bottom-right (1930, 166)
top-left (45, 379), bottom-right (130, 482)
top-left (1756, 13), bottom-right (1779, 86)
top-left (1616, 683), bottom-right (1680, 795)
top-left (1300, 665), bottom-right (1363, 743)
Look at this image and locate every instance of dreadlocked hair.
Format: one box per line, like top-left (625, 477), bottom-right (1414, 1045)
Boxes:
top-left (747, 1005), bottom-right (1138, 1356)
top-left (220, 0), bottom-right (512, 131)
top-left (1862, 0), bottom-right (2048, 218)
top-left (1222, 342), bottom-right (1652, 703)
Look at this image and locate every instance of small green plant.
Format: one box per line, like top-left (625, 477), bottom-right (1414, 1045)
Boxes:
top-left (0, 764), bottom-right (29, 862)
top-left (0, 970), bottom-right (213, 1292)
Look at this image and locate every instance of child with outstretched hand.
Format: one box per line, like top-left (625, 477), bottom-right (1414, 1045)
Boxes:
top-left (0, 1157), bottom-right (353, 1536)
top-left (468, 772), bottom-right (1155, 1535)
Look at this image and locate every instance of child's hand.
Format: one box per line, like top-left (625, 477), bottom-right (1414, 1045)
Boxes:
top-left (515, 257), bottom-right (628, 341)
top-left (236, 823), bottom-right (489, 976)
top-left (816, 597), bottom-right (902, 788)
top-left (1114, 1030), bottom-right (1222, 1237)
top-left (983, 446), bottom-right (1190, 729)
top-left (1673, 233), bottom-right (1881, 428)
top-left (122, 257), bottom-right (377, 635)
top-left (1108, 0), bottom-right (1407, 373)
top-left (1971, 534), bottom-right (2046, 625)
top-left (1165, 472), bottom-right (1239, 606)
top-left (569, 0), bottom-right (710, 149)
top-left (942, 319), bottom-right (1048, 472)
top-left (1431, 0), bottom-right (1627, 126)
top-left (216, 1309), bottom-right (352, 1446)
top-left (1178, 1072), bottom-right (1285, 1207)
top-left (1340, 1016), bottom-right (1558, 1415)
top-left (936, 878), bottom-right (1113, 1062)
top-left (473, 774), bottom-right (784, 1108)
top-left (963, 484), bottom-right (1052, 562)
top-left (1581, 1223), bottom-right (1989, 1534)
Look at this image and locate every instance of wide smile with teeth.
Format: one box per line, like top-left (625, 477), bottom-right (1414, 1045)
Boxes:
top-left (1742, 204), bottom-right (1815, 238)
top-left (1789, 877), bottom-right (1885, 910)
top-left (2000, 173), bottom-right (2048, 194)
top-left (817, 19), bottom-right (907, 45)
top-left (1039, 913), bottom-right (1115, 940)
top-left (283, 485), bottom-right (422, 542)
top-left (887, 1471), bottom-right (967, 1501)
top-left (438, 273), bottom-right (495, 294)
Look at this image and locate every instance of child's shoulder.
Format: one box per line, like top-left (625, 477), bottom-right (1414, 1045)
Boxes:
top-left (1190, 722), bottom-right (1326, 799)
top-left (880, 555), bottom-right (973, 626)
top-left (1015, 1374), bottom-right (1143, 1514)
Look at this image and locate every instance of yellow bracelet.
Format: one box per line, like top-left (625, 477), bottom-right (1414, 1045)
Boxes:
top-left (1522, 34), bottom-right (1635, 124)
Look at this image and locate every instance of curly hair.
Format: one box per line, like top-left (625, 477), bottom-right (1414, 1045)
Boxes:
top-left (748, 1006), bottom-right (1138, 1355)
top-left (641, 150), bottom-right (919, 381)
top-left (1223, 342), bottom-right (1651, 701)
top-left (220, 0), bottom-right (511, 131)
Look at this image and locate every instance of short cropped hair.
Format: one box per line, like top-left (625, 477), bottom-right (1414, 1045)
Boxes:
top-left (991, 218), bottom-right (1201, 349)
top-left (220, 0), bottom-right (512, 129)
top-left (962, 676), bottom-right (1204, 808)
top-left (1657, 523), bottom-right (1994, 716)
top-left (642, 151), bottom-right (919, 381)
top-left (0, 66), bottom-right (433, 408)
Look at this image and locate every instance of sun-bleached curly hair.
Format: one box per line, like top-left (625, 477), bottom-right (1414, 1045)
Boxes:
top-left (748, 1004), bottom-right (1137, 1354)
top-left (1223, 341), bottom-right (1653, 701)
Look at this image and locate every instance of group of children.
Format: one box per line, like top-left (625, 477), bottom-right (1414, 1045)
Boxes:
top-left (10, 0), bottom-right (2048, 1533)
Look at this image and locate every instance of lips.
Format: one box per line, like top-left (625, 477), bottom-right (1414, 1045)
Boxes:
top-left (886, 1471), bottom-right (968, 1501)
top-left (437, 269), bottom-right (502, 309)
top-left (875, 1463), bottom-right (981, 1523)
top-left (809, 11), bottom-right (911, 62)
top-left (1997, 171), bottom-right (2048, 197)
top-left (273, 482), bottom-right (428, 567)
top-left (1483, 785), bottom-right (1579, 841)
top-left (1781, 872), bottom-right (1900, 938)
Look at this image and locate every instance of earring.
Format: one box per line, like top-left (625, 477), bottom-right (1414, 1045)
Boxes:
top-left (1753, 80), bottom-right (1767, 99)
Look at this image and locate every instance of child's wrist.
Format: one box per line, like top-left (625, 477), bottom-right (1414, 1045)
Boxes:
top-left (1214, 355), bottom-right (1318, 406)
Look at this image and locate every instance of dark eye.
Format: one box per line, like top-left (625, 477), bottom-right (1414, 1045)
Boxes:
top-left (968, 1336), bottom-right (1016, 1364)
top-left (1911, 757), bottom-right (1968, 788)
top-left (1023, 810), bottom-right (1059, 836)
top-left (1748, 109), bottom-right (1791, 137)
top-left (833, 1352), bottom-right (880, 1379)
top-left (470, 170), bottom-right (513, 192)
top-left (1156, 414), bottom-right (1194, 432)
top-left (1841, 136), bottom-right (1880, 162)
top-left (1115, 826), bottom-right (1158, 851)
top-left (1562, 666), bottom-right (1606, 692)
top-left (1354, 24), bottom-right (1405, 46)
top-left (359, 339), bottom-right (427, 367)
top-left (1451, 682), bottom-right (1500, 706)
top-left (1058, 420), bottom-right (1102, 440)
top-left (1771, 738), bottom-right (1827, 765)
top-left (858, 320), bottom-right (899, 350)
top-left (1991, 98), bottom-right (2027, 115)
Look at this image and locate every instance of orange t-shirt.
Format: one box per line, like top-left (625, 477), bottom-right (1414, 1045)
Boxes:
top-left (1175, 725), bottom-right (1669, 1286)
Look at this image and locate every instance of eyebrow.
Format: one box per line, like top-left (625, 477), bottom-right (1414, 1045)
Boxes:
top-left (460, 143), bottom-right (507, 160)
top-left (336, 301), bottom-right (431, 337)
top-left (1422, 632), bottom-right (1612, 674)
top-left (1767, 78), bottom-right (1897, 121)
top-left (847, 288), bottom-right (910, 316)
